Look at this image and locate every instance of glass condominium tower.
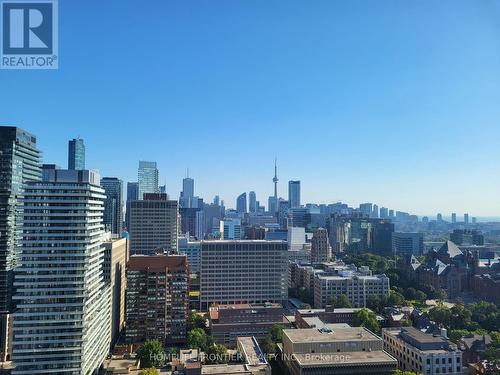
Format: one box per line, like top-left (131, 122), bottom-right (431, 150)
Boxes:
top-left (12, 169), bottom-right (111, 374)
top-left (138, 161), bottom-right (159, 200)
top-left (0, 126), bottom-right (41, 361)
top-left (68, 138), bottom-right (85, 170)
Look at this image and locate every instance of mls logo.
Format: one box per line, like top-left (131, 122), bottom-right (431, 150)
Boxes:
top-left (1, 0), bottom-right (58, 69)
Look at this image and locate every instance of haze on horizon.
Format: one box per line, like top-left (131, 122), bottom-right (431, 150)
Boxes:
top-left (1, 0), bottom-right (500, 216)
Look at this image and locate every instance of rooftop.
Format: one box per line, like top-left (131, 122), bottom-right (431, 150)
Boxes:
top-left (284, 327), bottom-right (380, 344)
top-left (293, 351), bottom-right (397, 367)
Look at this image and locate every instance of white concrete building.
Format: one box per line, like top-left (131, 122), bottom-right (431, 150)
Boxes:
top-left (12, 170), bottom-right (111, 374)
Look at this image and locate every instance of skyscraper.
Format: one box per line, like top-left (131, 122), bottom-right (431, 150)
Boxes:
top-left (129, 193), bottom-right (178, 255)
top-left (464, 213), bottom-right (469, 225)
top-left (236, 192), bottom-right (247, 214)
top-left (372, 204), bottom-right (379, 218)
top-left (180, 175), bottom-right (194, 208)
top-left (451, 213), bottom-right (457, 224)
top-left (101, 177), bottom-right (124, 234)
top-left (68, 137), bottom-right (85, 170)
top-left (0, 126), bottom-right (41, 361)
top-left (288, 180), bottom-right (301, 208)
top-left (138, 161), bottom-right (159, 200)
top-left (125, 182), bottom-right (139, 231)
top-left (310, 228), bottom-right (332, 263)
top-left (249, 191), bottom-right (257, 213)
top-left (12, 169), bottom-right (111, 374)
top-left (359, 203), bottom-right (373, 216)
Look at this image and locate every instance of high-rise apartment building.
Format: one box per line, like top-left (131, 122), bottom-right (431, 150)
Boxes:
top-left (129, 193), bottom-right (178, 255)
top-left (137, 161), bottom-right (159, 200)
top-left (103, 237), bottom-right (128, 346)
top-left (12, 169), bottom-right (111, 374)
top-left (68, 138), bottom-right (85, 170)
top-left (288, 180), bottom-right (301, 208)
top-left (310, 228), bottom-right (331, 263)
top-left (126, 254), bottom-right (189, 344)
top-left (101, 177), bottom-right (123, 234)
top-left (0, 126), bottom-right (41, 361)
top-left (236, 192), bottom-right (247, 214)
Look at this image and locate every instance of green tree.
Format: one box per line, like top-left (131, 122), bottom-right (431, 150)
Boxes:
top-left (139, 369), bottom-right (159, 375)
top-left (136, 340), bottom-right (165, 369)
top-left (428, 304), bottom-right (452, 328)
top-left (353, 308), bottom-right (381, 334)
top-left (330, 294), bottom-right (352, 308)
top-left (187, 311), bottom-right (207, 331)
top-left (187, 328), bottom-right (209, 350)
top-left (448, 329), bottom-right (471, 344)
top-left (204, 344), bottom-right (228, 364)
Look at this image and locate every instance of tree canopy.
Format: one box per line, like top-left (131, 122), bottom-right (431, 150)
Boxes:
top-left (136, 340), bottom-right (165, 369)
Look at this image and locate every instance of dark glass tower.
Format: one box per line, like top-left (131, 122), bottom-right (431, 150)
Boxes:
top-left (68, 138), bottom-right (85, 170)
top-left (0, 126), bottom-right (41, 361)
top-left (101, 177), bottom-right (124, 234)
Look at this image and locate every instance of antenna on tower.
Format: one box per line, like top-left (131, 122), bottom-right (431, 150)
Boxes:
top-left (187, 168), bottom-right (189, 178)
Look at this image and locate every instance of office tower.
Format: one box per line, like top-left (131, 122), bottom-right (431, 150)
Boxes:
top-left (288, 180), bottom-right (301, 208)
top-left (137, 161), bottom-right (159, 200)
top-left (220, 218), bottom-right (242, 240)
top-left (0, 127), bottom-right (41, 361)
top-left (249, 191), bottom-right (257, 213)
top-left (126, 254), bottom-right (189, 344)
top-left (101, 177), bottom-right (124, 234)
top-left (359, 203), bottom-right (373, 216)
top-left (379, 207), bottom-right (389, 219)
top-left (389, 209), bottom-right (395, 218)
top-left (159, 184), bottom-right (167, 194)
top-left (278, 199), bottom-right (290, 229)
top-left (236, 192), bottom-right (247, 214)
top-left (68, 137), bottom-right (85, 170)
top-left (268, 195), bottom-right (277, 214)
top-left (103, 237), bottom-right (128, 346)
top-left (213, 195), bottom-right (220, 206)
top-left (271, 159), bottom-right (279, 213)
top-left (178, 237), bottom-right (201, 273)
top-left (451, 213), bottom-right (457, 224)
top-left (310, 228), bottom-right (331, 263)
top-left (200, 241), bottom-right (288, 310)
top-left (125, 182), bottom-right (139, 231)
top-left (12, 169), bottom-right (111, 374)
top-left (464, 213), bottom-right (469, 225)
top-left (180, 175), bottom-right (194, 208)
top-left (129, 193), bottom-right (178, 255)
top-left (383, 327), bottom-right (462, 375)
top-left (180, 207), bottom-right (201, 237)
top-left (437, 213), bottom-right (443, 222)
top-left (472, 217), bottom-right (477, 225)
top-left (392, 232), bottom-right (424, 256)
top-left (288, 207), bottom-right (310, 228)
top-left (203, 203), bottom-right (224, 239)
top-left (127, 182), bottom-right (139, 201)
top-left (372, 204), bottom-right (379, 218)
top-left (282, 328), bottom-right (397, 375)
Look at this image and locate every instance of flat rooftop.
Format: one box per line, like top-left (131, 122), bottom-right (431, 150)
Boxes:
top-left (293, 351), bottom-right (397, 367)
top-left (284, 327), bottom-right (380, 343)
top-left (237, 336), bottom-right (267, 366)
top-left (201, 364), bottom-right (266, 374)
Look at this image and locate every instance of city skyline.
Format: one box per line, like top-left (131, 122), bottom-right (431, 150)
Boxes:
top-left (2, 1), bottom-right (500, 215)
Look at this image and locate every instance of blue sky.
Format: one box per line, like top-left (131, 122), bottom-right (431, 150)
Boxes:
top-left (1, 0), bottom-right (500, 216)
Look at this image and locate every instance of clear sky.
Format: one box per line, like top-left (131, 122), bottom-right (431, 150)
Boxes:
top-left (2, 0), bottom-right (500, 216)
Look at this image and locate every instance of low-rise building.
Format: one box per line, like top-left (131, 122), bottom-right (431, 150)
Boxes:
top-left (383, 327), bottom-right (463, 375)
top-left (314, 274), bottom-right (390, 308)
top-left (281, 327), bottom-right (397, 375)
top-left (209, 303), bottom-right (284, 347)
top-left (295, 306), bottom-right (368, 328)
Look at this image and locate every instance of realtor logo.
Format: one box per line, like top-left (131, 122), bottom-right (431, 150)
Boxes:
top-left (1, 0), bottom-right (58, 69)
